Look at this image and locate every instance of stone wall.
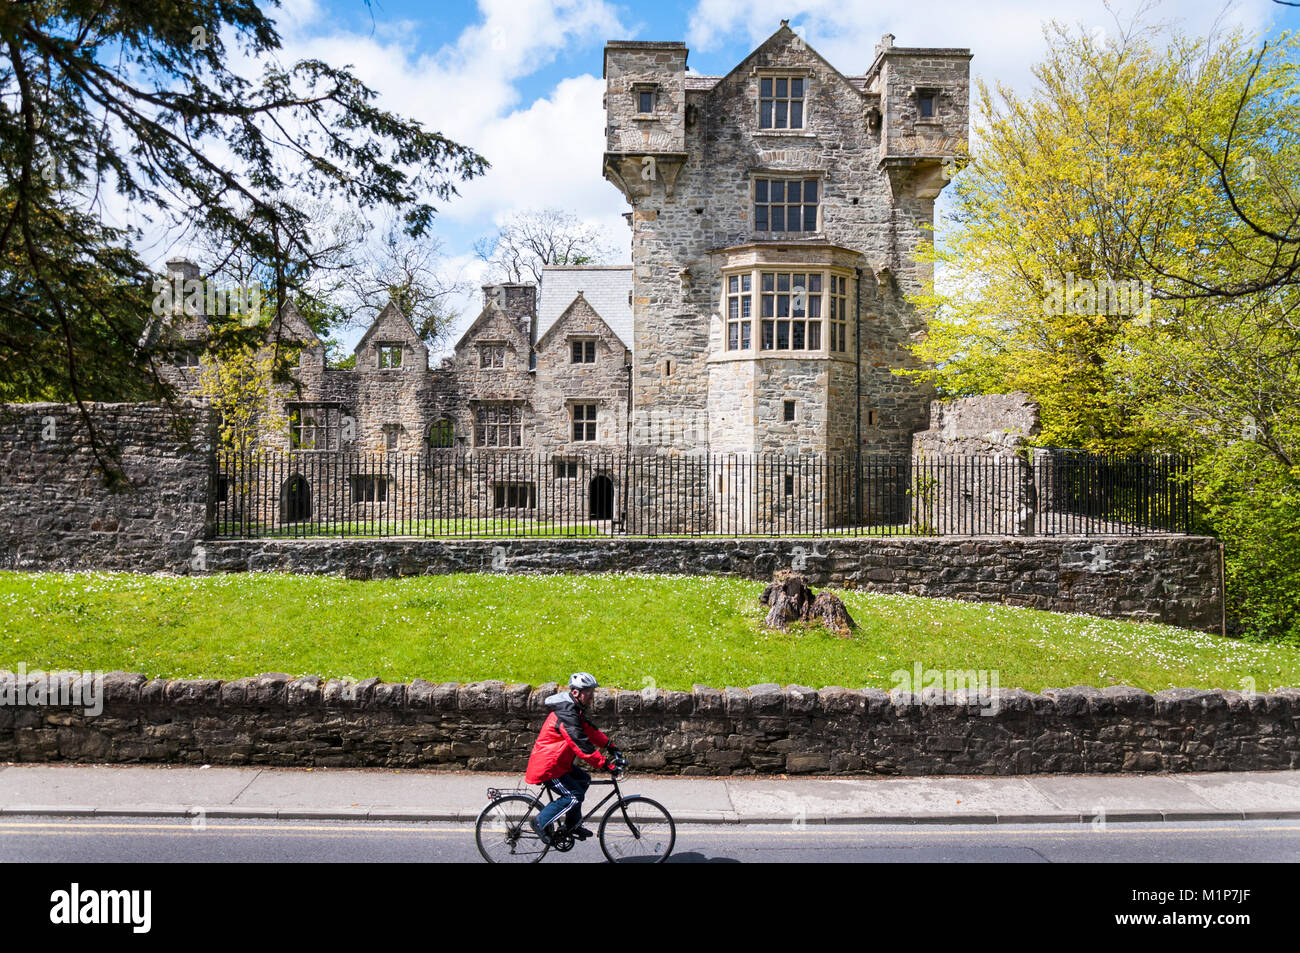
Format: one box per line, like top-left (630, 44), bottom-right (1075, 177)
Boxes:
top-left (0, 403), bottom-right (1219, 631)
top-left (911, 394), bottom-right (1040, 535)
top-left (5, 673), bottom-right (1295, 774)
top-left (912, 392), bottom-right (1040, 457)
top-left (200, 535), bottom-right (1224, 632)
top-left (0, 402), bottom-right (211, 573)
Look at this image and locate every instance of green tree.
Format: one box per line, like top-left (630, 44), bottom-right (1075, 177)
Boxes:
top-left (907, 17), bottom-right (1300, 637)
top-left (1, 0), bottom-right (488, 455)
top-left (198, 342), bottom-right (285, 455)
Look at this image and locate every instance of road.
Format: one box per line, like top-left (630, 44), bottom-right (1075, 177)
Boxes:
top-left (1, 816), bottom-right (1297, 863)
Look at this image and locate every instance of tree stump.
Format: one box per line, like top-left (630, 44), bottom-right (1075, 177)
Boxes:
top-left (758, 571), bottom-right (856, 637)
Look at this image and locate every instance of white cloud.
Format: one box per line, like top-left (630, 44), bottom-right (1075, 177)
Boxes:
top-left (262, 0), bottom-right (632, 353)
top-left (687, 0), bottom-right (1278, 96)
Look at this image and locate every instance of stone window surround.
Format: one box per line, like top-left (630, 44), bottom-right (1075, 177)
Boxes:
top-left (428, 418), bottom-right (455, 448)
top-left (569, 401), bottom-right (599, 442)
top-left (286, 401), bottom-right (346, 450)
top-left (631, 82), bottom-right (658, 117)
top-left (910, 85), bottom-right (943, 123)
top-left (473, 401), bottom-right (524, 447)
top-left (714, 263), bottom-right (856, 359)
top-left (570, 337), bottom-right (598, 364)
top-left (493, 482), bottom-right (536, 510)
top-left (349, 474), bottom-right (389, 504)
top-left (755, 69), bottom-right (809, 130)
top-left (376, 342), bottom-right (404, 369)
top-left (478, 341), bottom-right (506, 369)
top-left (750, 172), bottom-right (824, 236)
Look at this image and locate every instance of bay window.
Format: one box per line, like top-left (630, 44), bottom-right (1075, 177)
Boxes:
top-left (720, 268), bottom-right (852, 355)
top-left (726, 274), bottom-right (752, 350)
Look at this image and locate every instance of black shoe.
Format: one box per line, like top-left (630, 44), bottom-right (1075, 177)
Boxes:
top-left (571, 826), bottom-right (594, 841)
top-left (531, 819), bottom-right (552, 845)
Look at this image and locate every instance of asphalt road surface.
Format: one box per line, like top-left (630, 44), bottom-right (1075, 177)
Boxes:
top-left (1, 816), bottom-right (1297, 863)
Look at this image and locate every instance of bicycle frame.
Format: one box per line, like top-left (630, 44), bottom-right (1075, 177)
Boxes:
top-left (511, 774), bottom-right (636, 831)
top-left (550, 775), bottom-right (623, 828)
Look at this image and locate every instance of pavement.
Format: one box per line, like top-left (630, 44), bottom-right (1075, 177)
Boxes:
top-left (2, 764), bottom-right (1299, 824)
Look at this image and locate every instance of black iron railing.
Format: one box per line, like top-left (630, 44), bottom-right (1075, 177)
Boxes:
top-left (211, 450), bottom-right (1193, 539)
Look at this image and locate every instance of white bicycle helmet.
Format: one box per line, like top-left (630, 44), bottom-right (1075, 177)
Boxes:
top-left (568, 672), bottom-right (599, 690)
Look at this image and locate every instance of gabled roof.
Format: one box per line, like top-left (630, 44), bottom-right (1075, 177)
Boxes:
top-left (267, 300), bottom-right (321, 347)
top-left (707, 22), bottom-right (870, 107)
top-left (536, 266), bottom-right (634, 352)
top-left (354, 300), bottom-right (426, 356)
top-left (452, 301), bottom-right (531, 353)
top-left (535, 293), bottom-right (624, 354)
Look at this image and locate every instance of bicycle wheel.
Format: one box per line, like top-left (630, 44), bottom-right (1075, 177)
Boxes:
top-left (599, 795), bottom-right (675, 863)
top-left (475, 795), bottom-right (550, 863)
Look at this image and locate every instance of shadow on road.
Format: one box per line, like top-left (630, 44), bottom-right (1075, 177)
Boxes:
top-left (663, 851), bottom-right (741, 864)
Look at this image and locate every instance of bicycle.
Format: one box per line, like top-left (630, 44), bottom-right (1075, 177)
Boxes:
top-left (475, 753), bottom-right (675, 863)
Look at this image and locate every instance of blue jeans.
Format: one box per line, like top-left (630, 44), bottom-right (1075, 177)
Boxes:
top-left (536, 767), bottom-right (591, 832)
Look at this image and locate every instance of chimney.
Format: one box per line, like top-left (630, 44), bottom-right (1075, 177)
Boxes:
top-left (166, 257), bottom-right (200, 282)
top-left (875, 33), bottom-right (895, 58)
top-left (483, 283), bottom-right (537, 341)
top-left (164, 257), bottom-right (203, 319)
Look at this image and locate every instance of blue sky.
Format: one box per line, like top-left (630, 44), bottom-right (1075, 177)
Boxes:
top-left (170, 0), bottom-right (1300, 353)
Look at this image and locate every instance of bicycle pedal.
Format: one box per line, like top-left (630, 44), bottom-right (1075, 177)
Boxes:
top-left (552, 832), bottom-right (576, 852)
top-left (571, 827), bottom-right (594, 841)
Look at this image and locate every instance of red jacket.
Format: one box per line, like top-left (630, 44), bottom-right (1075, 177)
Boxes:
top-left (526, 693), bottom-right (610, 784)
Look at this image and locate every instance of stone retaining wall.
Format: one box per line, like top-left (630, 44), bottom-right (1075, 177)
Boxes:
top-left (4, 673), bottom-right (1296, 774)
top-left (203, 535), bottom-right (1224, 632)
top-left (0, 402), bottom-right (212, 573)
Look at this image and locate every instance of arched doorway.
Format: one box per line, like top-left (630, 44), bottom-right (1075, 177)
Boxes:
top-left (589, 475), bottom-right (614, 520)
top-left (280, 475), bottom-right (311, 523)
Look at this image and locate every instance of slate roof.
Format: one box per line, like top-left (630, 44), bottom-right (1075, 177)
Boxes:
top-left (536, 266), bottom-right (634, 353)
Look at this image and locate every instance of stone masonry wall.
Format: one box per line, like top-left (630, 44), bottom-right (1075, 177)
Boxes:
top-left (5, 673), bottom-right (1296, 774)
top-left (0, 402), bottom-right (211, 573)
top-left (200, 535), bottom-right (1225, 632)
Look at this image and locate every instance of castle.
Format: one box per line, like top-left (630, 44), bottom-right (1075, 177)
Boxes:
top-left (154, 23), bottom-right (971, 468)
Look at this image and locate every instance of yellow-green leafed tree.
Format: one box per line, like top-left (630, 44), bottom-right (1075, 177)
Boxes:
top-left (907, 18), bottom-right (1300, 453)
top-left (198, 344), bottom-right (286, 456)
top-left (907, 15), bottom-right (1300, 638)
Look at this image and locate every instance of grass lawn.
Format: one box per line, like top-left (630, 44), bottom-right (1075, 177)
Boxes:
top-left (1, 571), bottom-right (1297, 693)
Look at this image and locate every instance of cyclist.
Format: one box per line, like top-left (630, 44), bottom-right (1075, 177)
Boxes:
top-left (526, 672), bottom-right (619, 844)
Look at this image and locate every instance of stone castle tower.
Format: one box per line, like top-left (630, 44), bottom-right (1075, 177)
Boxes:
top-left (602, 23), bottom-right (970, 455)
